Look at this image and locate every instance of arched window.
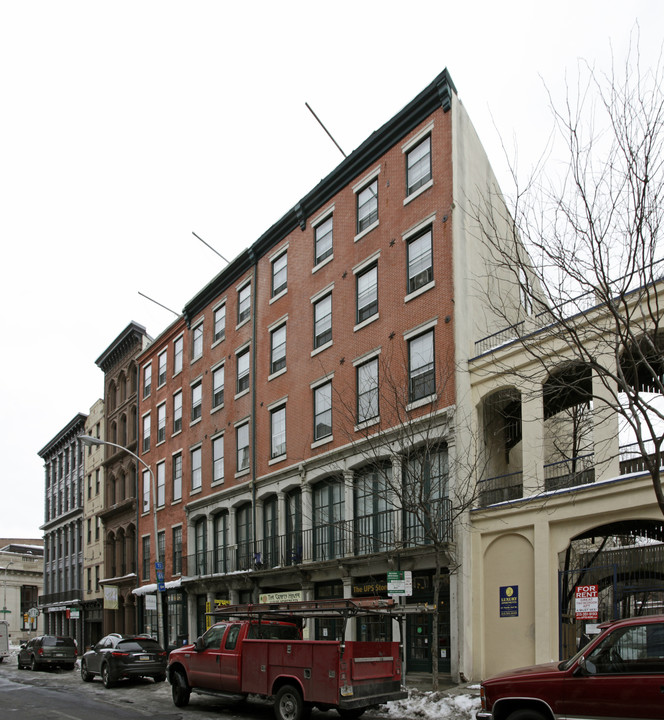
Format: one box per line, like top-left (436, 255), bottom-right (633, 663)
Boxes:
top-left (195, 518), bottom-right (207, 575)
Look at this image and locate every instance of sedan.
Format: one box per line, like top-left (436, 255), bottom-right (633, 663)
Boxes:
top-left (80, 633), bottom-right (167, 688)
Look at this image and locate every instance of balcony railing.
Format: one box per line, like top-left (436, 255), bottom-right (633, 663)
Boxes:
top-left (477, 471), bottom-right (523, 508)
top-left (182, 506), bottom-right (454, 579)
top-left (38, 589), bottom-right (82, 606)
top-left (544, 454), bottom-right (595, 492)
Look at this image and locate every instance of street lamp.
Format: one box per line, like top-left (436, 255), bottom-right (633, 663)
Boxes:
top-left (79, 435), bottom-right (165, 648)
top-left (2, 560), bottom-right (15, 619)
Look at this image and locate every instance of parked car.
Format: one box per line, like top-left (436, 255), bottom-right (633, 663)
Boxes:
top-left (477, 614), bottom-right (664, 720)
top-left (80, 633), bottom-right (167, 688)
top-left (17, 635), bottom-right (77, 671)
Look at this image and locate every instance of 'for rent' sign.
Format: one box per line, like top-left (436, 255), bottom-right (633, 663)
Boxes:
top-left (575, 585), bottom-right (599, 620)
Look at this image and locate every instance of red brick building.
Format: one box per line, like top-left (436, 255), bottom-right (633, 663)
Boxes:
top-left (134, 69), bottom-right (517, 677)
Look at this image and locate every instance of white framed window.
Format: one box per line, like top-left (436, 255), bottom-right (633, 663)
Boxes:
top-left (191, 380), bottom-right (202, 422)
top-left (357, 179), bottom-right (378, 234)
top-left (212, 364), bottom-right (225, 408)
top-left (142, 413), bottom-right (151, 453)
top-left (357, 357), bottom-right (379, 423)
top-left (270, 324), bottom-right (286, 375)
top-left (270, 405), bottom-right (286, 459)
top-left (313, 293), bottom-right (332, 349)
top-left (173, 335), bottom-right (184, 375)
top-left (190, 446), bottom-right (202, 491)
top-left (172, 452), bottom-right (182, 502)
top-left (272, 251), bottom-right (287, 297)
top-left (213, 303), bottom-right (226, 343)
top-left (142, 363), bottom-right (152, 399)
top-left (238, 282), bottom-right (251, 325)
top-left (236, 347), bottom-right (250, 394)
top-left (356, 264), bottom-right (378, 324)
top-left (158, 349), bottom-right (167, 386)
top-left (313, 382), bottom-right (332, 441)
top-left (408, 329), bottom-right (435, 402)
top-left (173, 390), bottom-right (182, 434)
top-left (142, 469), bottom-right (150, 513)
top-left (406, 135), bottom-right (432, 196)
top-left (191, 321), bottom-right (203, 361)
top-left (407, 228), bottom-right (433, 294)
top-left (314, 214), bottom-right (333, 266)
top-left (156, 461), bottom-right (165, 507)
top-left (212, 434), bottom-right (224, 484)
top-left (236, 422), bottom-right (249, 472)
top-left (157, 403), bottom-right (166, 444)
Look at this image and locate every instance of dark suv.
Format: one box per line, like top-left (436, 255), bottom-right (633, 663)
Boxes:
top-left (81, 633), bottom-right (167, 688)
top-left (18, 635), bottom-right (77, 671)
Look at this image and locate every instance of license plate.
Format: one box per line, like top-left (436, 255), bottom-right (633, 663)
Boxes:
top-left (137, 655), bottom-right (150, 661)
top-left (54, 653), bottom-right (64, 657)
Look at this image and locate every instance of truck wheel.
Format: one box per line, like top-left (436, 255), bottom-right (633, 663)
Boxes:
top-left (171, 670), bottom-right (190, 707)
top-left (506, 710), bottom-right (547, 720)
top-left (274, 684), bottom-right (304, 720)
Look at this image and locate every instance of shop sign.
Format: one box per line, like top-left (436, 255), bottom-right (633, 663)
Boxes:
top-left (104, 585), bottom-right (118, 610)
top-left (258, 591), bottom-right (303, 603)
top-left (499, 585), bottom-right (519, 617)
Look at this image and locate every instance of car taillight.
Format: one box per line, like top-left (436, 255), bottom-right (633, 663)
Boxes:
top-left (159, 652), bottom-right (167, 657)
top-left (480, 686), bottom-right (487, 710)
top-left (111, 651), bottom-right (129, 657)
top-left (38, 648), bottom-right (44, 656)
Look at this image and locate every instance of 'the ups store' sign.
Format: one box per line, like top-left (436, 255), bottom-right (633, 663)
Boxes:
top-left (575, 585), bottom-right (599, 620)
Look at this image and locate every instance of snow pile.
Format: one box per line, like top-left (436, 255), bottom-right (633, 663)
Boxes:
top-left (382, 688), bottom-right (481, 720)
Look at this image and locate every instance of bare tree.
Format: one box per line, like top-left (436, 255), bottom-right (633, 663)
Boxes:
top-left (470, 36), bottom-right (664, 514)
top-left (326, 342), bottom-right (484, 689)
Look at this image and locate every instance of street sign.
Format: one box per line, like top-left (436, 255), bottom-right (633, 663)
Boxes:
top-left (157, 582), bottom-right (166, 593)
top-left (0, 609), bottom-right (11, 614)
top-left (156, 571), bottom-right (165, 583)
top-left (155, 561), bottom-right (164, 571)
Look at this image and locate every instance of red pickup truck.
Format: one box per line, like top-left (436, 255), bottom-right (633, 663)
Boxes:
top-left (167, 600), bottom-right (407, 720)
top-left (477, 614), bottom-right (664, 720)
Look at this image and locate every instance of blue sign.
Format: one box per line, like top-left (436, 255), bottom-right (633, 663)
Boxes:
top-left (155, 561), bottom-right (164, 571)
top-left (156, 571), bottom-right (165, 583)
top-left (499, 585), bottom-right (518, 617)
top-left (158, 582), bottom-right (166, 593)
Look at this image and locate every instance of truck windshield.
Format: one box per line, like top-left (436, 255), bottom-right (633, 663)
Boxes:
top-left (247, 623), bottom-right (300, 640)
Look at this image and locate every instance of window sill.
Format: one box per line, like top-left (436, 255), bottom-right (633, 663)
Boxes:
top-left (236, 317), bottom-right (251, 331)
top-left (190, 488), bottom-right (202, 496)
top-left (312, 255), bottom-right (334, 274)
top-left (405, 280), bottom-right (435, 303)
top-left (235, 388), bottom-right (250, 401)
top-left (190, 417), bottom-right (202, 427)
top-left (171, 428), bottom-right (182, 438)
top-left (354, 220), bottom-right (379, 243)
top-left (354, 314), bottom-right (379, 332)
top-left (190, 355), bottom-right (202, 365)
top-left (269, 454), bottom-right (287, 466)
top-left (311, 436), bottom-right (333, 449)
top-left (211, 403), bottom-right (224, 414)
top-left (268, 367), bottom-right (287, 381)
top-left (311, 340), bottom-right (333, 357)
top-left (235, 468), bottom-right (250, 479)
top-left (171, 498), bottom-right (182, 506)
top-left (270, 288), bottom-right (287, 305)
top-left (355, 417), bottom-right (380, 432)
top-left (211, 479), bottom-right (225, 487)
top-left (211, 336), bottom-right (225, 348)
top-left (406, 393), bottom-right (437, 411)
top-left (403, 178), bottom-right (433, 206)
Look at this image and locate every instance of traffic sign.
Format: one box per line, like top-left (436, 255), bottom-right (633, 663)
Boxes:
top-left (155, 561), bottom-right (164, 571)
top-left (0, 609), bottom-right (11, 614)
top-left (156, 571), bottom-right (165, 583)
top-left (157, 582), bottom-right (166, 593)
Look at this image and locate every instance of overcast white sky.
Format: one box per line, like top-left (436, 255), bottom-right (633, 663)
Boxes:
top-left (1, 1), bottom-right (662, 539)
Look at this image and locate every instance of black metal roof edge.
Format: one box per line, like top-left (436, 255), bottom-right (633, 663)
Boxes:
top-left (95, 320), bottom-right (150, 371)
top-left (38, 412), bottom-right (88, 458)
top-left (183, 68), bottom-right (457, 320)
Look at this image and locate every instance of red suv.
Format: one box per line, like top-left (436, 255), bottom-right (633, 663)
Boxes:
top-left (478, 614), bottom-right (664, 720)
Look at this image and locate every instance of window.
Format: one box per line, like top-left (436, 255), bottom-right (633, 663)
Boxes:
top-left (195, 518), bottom-right (207, 575)
top-left (236, 504), bottom-right (253, 569)
top-left (172, 452), bottom-right (182, 502)
top-left (263, 496), bottom-right (278, 566)
top-left (214, 304), bottom-right (226, 343)
top-left (403, 447), bottom-right (449, 545)
top-left (173, 390), bottom-right (182, 433)
top-left (272, 251), bottom-right (287, 297)
top-left (355, 464), bottom-right (392, 553)
top-left (313, 294), bottom-right (332, 348)
top-left (356, 264), bottom-right (378, 323)
top-left (191, 322), bottom-right (203, 361)
top-left (357, 179), bottom-right (378, 233)
top-left (314, 382), bottom-right (332, 440)
top-left (191, 447), bottom-right (202, 491)
top-left (143, 363), bottom-right (152, 398)
top-left (270, 406), bottom-right (286, 458)
top-left (191, 380), bottom-right (202, 421)
top-left (409, 329), bottom-right (435, 402)
top-left (173, 336), bottom-right (183, 375)
top-left (172, 526), bottom-right (182, 575)
top-left (142, 469), bottom-right (150, 513)
top-left (406, 135), bottom-right (432, 196)
top-left (156, 461), bottom-right (165, 507)
top-left (142, 413), bottom-right (151, 452)
top-left (212, 435), bottom-right (224, 483)
top-left (270, 325), bottom-right (286, 374)
top-left (313, 480), bottom-right (344, 561)
top-left (407, 228), bottom-right (433, 294)
top-left (236, 422), bottom-right (249, 472)
top-left (157, 403), bottom-right (166, 443)
top-left (314, 215), bottom-right (333, 265)
top-left (142, 536), bottom-right (150, 581)
top-left (236, 348), bottom-right (250, 394)
top-left (357, 358), bottom-right (379, 423)
top-left (213, 513), bottom-right (228, 573)
top-left (212, 365), bottom-right (225, 408)
top-left (158, 350), bottom-right (167, 386)
top-left (238, 283), bottom-right (251, 324)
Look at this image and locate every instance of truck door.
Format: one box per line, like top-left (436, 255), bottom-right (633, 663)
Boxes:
top-left (187, 623), bottom-right (227, 690)
top-left (218, 623), bottom-right (242, 692)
